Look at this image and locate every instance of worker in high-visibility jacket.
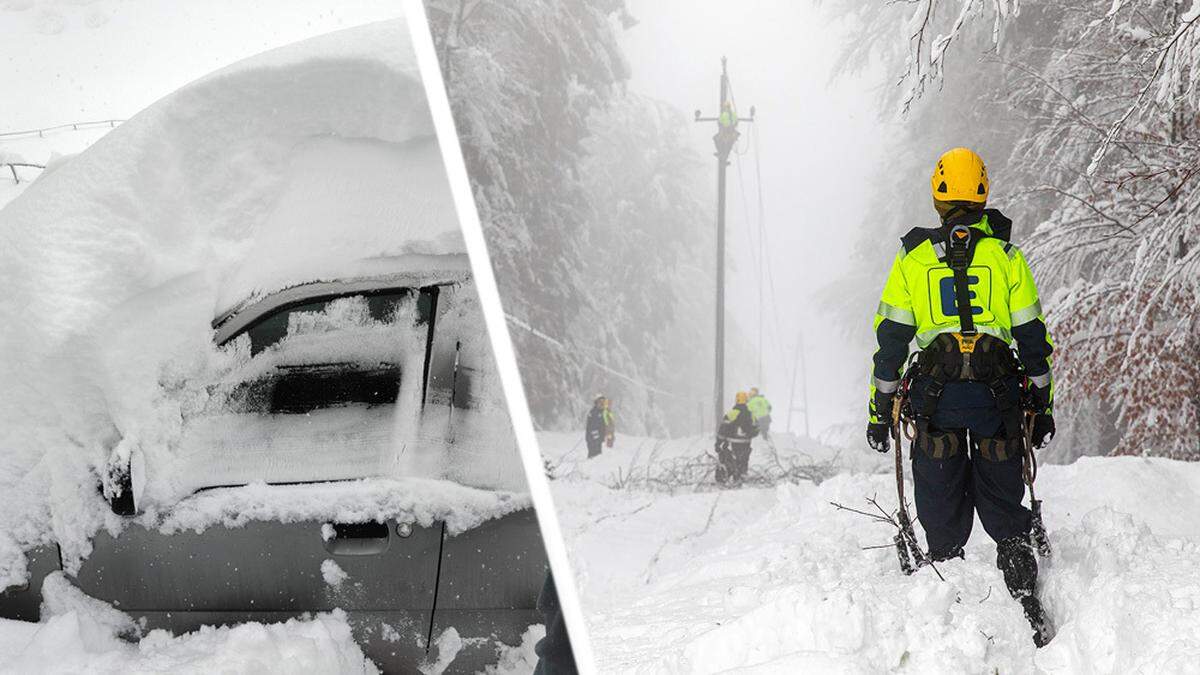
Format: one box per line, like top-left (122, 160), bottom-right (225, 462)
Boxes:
top-left (746, 387), bottom-right (773, 441)
top-left (866, 147), bottom-right (1055, 648)
top-left (713, 100), bottom-right (739, 157)
top-left (715, 391), bottom-right (757, 485)
top-left (602, 397), bottom-right (616, 449)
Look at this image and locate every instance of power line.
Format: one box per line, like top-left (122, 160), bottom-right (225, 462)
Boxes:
top-left (733, 140), bottom-right (761, 381)
top-left (732, 119), bottom-right (795, 393)
top-left (504, 313), bottom-right (695, 402)
top-left (754, 122), bottom-right (795, 389)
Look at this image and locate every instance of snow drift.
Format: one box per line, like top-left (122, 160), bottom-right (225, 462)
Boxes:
top-left (0, 572), bottom-right (377, 674)
top-left (0, 19), bottom-right (523, 587)
top-left (548, 433), bottom-right (1200, 673)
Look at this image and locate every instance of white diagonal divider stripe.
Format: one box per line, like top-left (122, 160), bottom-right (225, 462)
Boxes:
top-left (402, 4), bottom-right (597, 673)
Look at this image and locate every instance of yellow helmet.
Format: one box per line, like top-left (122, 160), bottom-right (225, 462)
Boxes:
top-left (735, 391), bottom-right (749, 405)
top-left (931, 147), bottom-right (988, 204)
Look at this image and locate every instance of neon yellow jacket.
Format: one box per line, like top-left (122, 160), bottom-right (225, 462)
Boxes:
top-left (868, 210), bottom-right (1054, 424)
top-left (747, 395), bottom-right (771, 420)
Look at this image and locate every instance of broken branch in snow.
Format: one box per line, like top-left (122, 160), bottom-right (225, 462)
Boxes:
top-left (831, 496), bottom-right (945, 582)
top-left (604, 442), bottom-right (843, 492)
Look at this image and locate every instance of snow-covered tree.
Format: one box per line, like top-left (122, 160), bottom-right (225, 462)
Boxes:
top-left (427, 1), bottom-right (716, 436)
top-left (834, 0), bottom-right (1200, 460)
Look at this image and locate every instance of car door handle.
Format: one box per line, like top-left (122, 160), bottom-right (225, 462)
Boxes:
top-left (322, 521), bottom-right (391, 556)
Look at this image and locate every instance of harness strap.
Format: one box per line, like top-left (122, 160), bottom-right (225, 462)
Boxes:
top-left (988, 376), bottom-right (1024, 440)
top-left (946, 225), bottom-right (977, 335)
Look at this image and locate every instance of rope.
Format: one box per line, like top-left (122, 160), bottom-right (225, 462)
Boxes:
top-left (731, 117), bottom-right (794, 389)
top-left (733, 144), bottom-right (764, 382)
top-left (1022, 410), bottom-right (1039, 485)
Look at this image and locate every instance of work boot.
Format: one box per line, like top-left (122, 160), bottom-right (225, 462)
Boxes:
top-left (1019, 595), bottom-right (1053, 648)
top-left (997, 536), bottom-right (1054, 647)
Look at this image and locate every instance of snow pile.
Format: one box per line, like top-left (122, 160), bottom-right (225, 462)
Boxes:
top-left (148, 477), bottom-right (528, 539)
top-left (0, 132), bottom-right (109, 211)
top-left (0, 573), bottom-right (377, 674)
top-left (546, 431), bottom-right (1200, 673)
top-left (0, 19), bottom-right (524, 587)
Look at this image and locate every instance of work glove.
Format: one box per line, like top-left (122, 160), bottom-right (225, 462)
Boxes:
top-left (867, 422), bottom-right (891, 453)
top-left (1027, 381), bottom-right (1052, 414)
top-left (1030, 414), bottom-right (1055, 449)
top-left (868, 389), bottom-right (895, 453)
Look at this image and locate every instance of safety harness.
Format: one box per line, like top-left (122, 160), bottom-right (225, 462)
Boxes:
top-left (912, 225), bottom-right (1024, 440)
top-left (890, 221), bottom-right (1051, 569)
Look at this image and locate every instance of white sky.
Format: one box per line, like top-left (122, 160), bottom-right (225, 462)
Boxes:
top-left (621, 1), bottom-right (894, 433)
top-left (0, 1), bottom-right (398, 152)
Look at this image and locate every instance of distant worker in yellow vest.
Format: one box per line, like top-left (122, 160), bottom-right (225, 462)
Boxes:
top-left (866, 147), bottom-right (1055, 647)
top-left (746, 387), bottom-right (773, 442)
top-left (713, 100), bottom-right (739, 157)
top-left (602, 397), bottom-right (616, 449)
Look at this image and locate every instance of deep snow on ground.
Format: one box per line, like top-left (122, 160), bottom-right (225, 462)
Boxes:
top-left (0, 572), bottom-right (378, 674)
top-left (546, 431), bottom-right (1200, 673)
top-left (0, 19), bottom-right (525, 588)
top-left (0, 571), bottom-right (543, 674)
top-left (0, 130), bottom-right (111, 210)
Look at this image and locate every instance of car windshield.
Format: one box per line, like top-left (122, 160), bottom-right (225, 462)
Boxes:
top-left (243, 288), bottom-right (435, 356)
top-left (219, 287), bottom-right (439, 414)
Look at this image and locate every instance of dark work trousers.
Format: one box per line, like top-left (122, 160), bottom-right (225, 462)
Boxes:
top-left (731, 441), bottom-right (752, 481)
top-left (911, 425), bottom-right (1032, 557)
top-left (756, 415), bottom-right (772, 440)
top-left (586, 435), bottom-right (602, 459)
top-left (714, 440), bottom-right (734, 484)
top-left (534, 572), bottom-right (577, 674)
top-left (715, 440), bottom-right (751, 484)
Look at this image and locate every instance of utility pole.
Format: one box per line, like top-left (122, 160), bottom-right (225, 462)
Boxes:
top-left (696, 57), bottom-right (753, 427)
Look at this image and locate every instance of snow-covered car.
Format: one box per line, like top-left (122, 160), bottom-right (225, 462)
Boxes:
top-left (0, 21), bottom-right (545, 671)
top-left (44, 255), bottom-right (543, 671)
top-left (66, 258), bottom-right (546, 671)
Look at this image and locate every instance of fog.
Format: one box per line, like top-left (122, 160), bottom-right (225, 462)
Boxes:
top-left (620, 1), bottom-right (892, 432)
